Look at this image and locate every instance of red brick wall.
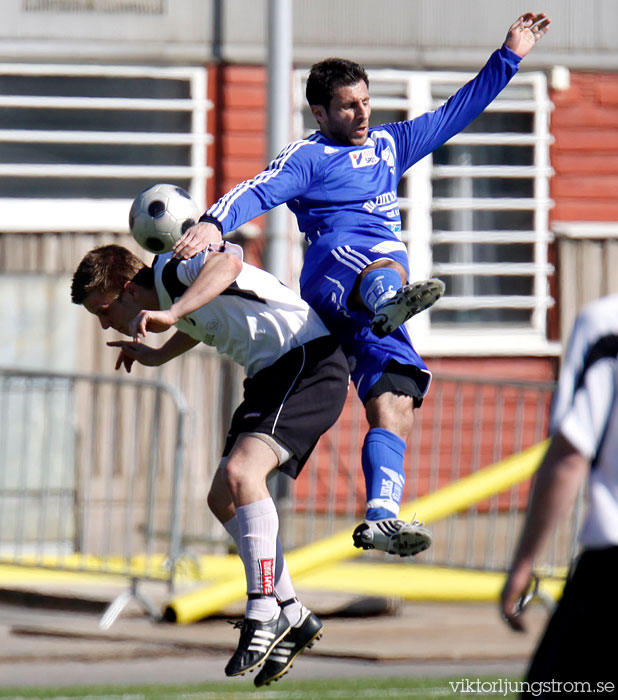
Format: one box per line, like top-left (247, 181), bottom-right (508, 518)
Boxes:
top-left (429, 357), bottom-right (555, 382)
top-left (207, 64), bottom-right (267, 198)
top-left (207, 64), bottom-right (268, 265)
top-left (550, 73), bottom-right (618, 222)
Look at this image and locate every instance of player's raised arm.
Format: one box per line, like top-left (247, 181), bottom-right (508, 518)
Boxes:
top-left (129, 246), bottom-right (243, 342)
top-left (174, 140), bottom-right (316, 261)
top-left (504, 12), bottom-right (550, 58)
top-left (387, 12), bottom-right (550, 175)
top-left (169, 247), bottom-right (242, 319)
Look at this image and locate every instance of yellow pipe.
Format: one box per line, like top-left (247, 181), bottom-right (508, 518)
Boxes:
top-left (297, 562), bottom-right (565, 603)
top-left (399, 439), bottom-right (548, 523)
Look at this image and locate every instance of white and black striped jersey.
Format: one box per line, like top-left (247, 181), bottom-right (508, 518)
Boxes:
top-left (550, 294), bottom-right (618, 549)
top-left (153, 243), bottom-right (330, 377)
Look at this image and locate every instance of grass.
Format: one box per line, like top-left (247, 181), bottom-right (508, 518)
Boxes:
top-left (0, 677), bottom-right (521, 700)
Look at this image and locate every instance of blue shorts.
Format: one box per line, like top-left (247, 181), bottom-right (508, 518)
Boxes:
top-left (300, 234), bottom-right (431, 403)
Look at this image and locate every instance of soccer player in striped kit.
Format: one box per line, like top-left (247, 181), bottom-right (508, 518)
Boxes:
top-left (175, 13), bottom-right (550, 557)
top-left (71, 242), bottom-right (349, 686)
top-left (501, 294), bottom-right (618, 691)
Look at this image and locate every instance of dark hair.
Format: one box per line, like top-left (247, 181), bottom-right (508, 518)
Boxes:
top-left (71, 244), bottom-right (152, 305)
top-left (306, 57), bottom-right (369, 110)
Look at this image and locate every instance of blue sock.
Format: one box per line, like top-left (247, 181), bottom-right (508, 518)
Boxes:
top-left (362, 428), bottom-right (407, 520)
top-left (359, 268), bottom-right (402, 313)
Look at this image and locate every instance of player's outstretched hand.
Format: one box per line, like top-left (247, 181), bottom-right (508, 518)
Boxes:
top-left (500, 559), bottom-right (534, 632)
top-left (173, 221), bottom-right (222, 260)
top-left (504, 12), bottom-right (550, 58)
top-left (107, 340), bottom-right (162, 372)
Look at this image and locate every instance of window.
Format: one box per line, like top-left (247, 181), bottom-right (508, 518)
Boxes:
top-left (0, 63), bottom-right (211, 232)
top-left (293, 68), bottom-right (557, 356)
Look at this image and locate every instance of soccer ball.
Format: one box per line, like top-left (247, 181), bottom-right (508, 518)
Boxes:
top-left (129, 184), bottom-right (201, 254)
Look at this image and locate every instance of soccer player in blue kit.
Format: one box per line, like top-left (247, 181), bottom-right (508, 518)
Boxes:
top-left (174, 12), bottom-right (551, 556)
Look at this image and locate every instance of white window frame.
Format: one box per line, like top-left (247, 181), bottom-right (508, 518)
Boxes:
top-left (293, 68), bottom-right (560, 357)
top-left (0, 63), bottom-right (211, 233)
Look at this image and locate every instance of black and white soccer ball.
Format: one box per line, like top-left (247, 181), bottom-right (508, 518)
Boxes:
top-left (129, 184), bottom-right (201, 254)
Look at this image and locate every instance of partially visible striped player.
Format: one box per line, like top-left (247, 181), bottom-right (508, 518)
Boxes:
top-left (501, 294), bottom-right (618, 690)
top-left (175, 13), bottom-right (550, 557)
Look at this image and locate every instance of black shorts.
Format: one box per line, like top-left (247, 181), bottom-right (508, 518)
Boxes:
top-left (222, 336), bottom-right (349, 478)
top-left (525, 547), bottom-right (618, 691)
top-left (362, 359), bottom-right (426, 408)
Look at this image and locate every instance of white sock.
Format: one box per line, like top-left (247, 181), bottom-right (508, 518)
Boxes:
top-left (273, 539), bottom-right (303, 624)
top-left (235, 498), bottom-right (280, 621)
top-left (222, 514), bottom-right (241, 546)
top-left (281, 599), bottom-right (307, 627)
top-left (223, 512), bottom-right (300, 622)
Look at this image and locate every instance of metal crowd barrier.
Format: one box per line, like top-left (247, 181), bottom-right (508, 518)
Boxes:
top-left (0, 367), bottom-right (188, 628)
top-left (278, 372), bottom-right (580, 580)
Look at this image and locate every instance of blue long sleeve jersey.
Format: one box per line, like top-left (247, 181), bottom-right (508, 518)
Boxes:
top-left (204, 45), bottom-right (521, 277)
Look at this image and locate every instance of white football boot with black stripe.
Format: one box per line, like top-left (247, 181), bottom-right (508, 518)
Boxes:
top-left (371, 278), bottom-right (445, 338)
top-left (254, 608), bottom-right (323, 687)
top-left (352, 518), bottom-right (432, 557)
top-left (225, 611), bottom-right (291, 677)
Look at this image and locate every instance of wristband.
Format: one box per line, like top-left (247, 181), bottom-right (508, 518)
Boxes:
top-left (198, 214), bottom-right (224, 233)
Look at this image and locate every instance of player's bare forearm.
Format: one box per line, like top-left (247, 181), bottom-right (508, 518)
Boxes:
top-left (158, 330), bottom-right (200, 360)
top-left (504, 12), bottom-right (550, 58)
top-left (500, 433), bottom-right (587, 630)
top-left (173, 221), bottom-right (222, 260)
top-left (169, 251), bottom-right (242, 321)
top-left (107, 331), bottom-right (198, 373)
top-left (511, 433), bottom-right (587, 565)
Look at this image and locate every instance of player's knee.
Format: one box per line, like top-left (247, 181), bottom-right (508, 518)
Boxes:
top-left (365, 392), bottom-right (414, 440)
top-left (221, 459), bottom-right (249, 501)
top-left (361, 259), bottom-right (406, 283)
